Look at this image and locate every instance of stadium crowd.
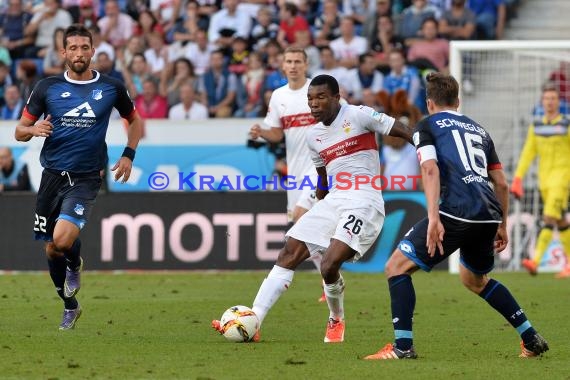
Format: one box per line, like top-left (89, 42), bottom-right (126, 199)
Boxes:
top-left (0, 0), bottom-right (519, 121)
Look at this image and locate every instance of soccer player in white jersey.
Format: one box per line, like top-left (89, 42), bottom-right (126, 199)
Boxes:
top-left (213, 74), bottom-right (412, 343)
top-left (249, 47), bottom-right (325, 301)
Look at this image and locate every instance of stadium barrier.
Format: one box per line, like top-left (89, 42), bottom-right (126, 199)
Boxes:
top-left (0, 191), bottom-right (430, 272)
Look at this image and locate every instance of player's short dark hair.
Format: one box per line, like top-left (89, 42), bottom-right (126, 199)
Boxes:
top-left (63, 24), bottom-right (93, 48)
top-left (425, 72), bottom-right (459, 107)
top-left (310, 75), bottom-right (339, 96)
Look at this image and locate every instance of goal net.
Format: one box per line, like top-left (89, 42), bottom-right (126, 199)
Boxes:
top-left (448, 41), bottom-right (570, 273)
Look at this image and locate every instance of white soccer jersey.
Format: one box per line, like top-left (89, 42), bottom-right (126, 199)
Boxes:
top-left (265, 80), bottom-right (318, 215)
top-left (306, 104), bottom-right (395, 214)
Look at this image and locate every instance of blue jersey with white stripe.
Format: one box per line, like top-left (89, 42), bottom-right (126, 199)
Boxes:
top-left (23, 70), bottom-right (135, 173)
top-left (414, 111), bottom-right (503, 222)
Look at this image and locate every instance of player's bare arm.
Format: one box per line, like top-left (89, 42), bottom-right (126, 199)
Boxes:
top-left (112, 112), bottom-right (144, 183)
top-left (249, 124), bottom-right (284, 143)
top-left (15, 114), bottom-right (53, 142)
top-left (488, 168), bottom-right (509, 252)
top-left (387, 119), bottom-right (413, 144)
top-left (315, 166), bottom-right (329, 200)
top-left (421, 159), bottom-right (444, 256)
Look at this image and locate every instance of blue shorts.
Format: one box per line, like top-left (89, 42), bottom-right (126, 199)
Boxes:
top-left (34, 169), bottom-right (102, 241)
top-left (397, 215), bottom-right (499, 274)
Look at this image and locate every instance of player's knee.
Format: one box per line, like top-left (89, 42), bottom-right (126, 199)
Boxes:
top-left (320, 256), bottom-right (340, 282)
top-left (45, 242), bottom-right (63, 259)
top-left (52, 235), bottom-right (74, 252)
top-left (461, 274), bottom-right (488, 294)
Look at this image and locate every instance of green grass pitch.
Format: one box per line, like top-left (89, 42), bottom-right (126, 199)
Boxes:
top-left (1, 271), bottom-right (569, 379)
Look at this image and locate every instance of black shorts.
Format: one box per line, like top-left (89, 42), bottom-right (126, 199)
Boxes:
top-left (34, 169), bottom-right (102, 241)
top-left (397, 214), bottom-right (499, 274)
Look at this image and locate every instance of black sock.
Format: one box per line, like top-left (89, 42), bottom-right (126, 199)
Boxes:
top-left (479, 279), bottom-right (536, 343)
top-left (388, 274), bottom-right (415, 350)
top-left (64, 239), bottom-right (81, 271)
top-left (47, 256), bottom-right (78, 309)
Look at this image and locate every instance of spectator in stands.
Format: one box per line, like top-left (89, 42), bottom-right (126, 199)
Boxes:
top-left (116, 35), bottom-right (146, 73)
top-left (330, 17), bottom-right (369, 69)
top-left (234, 51), bottom-right (265, 118)
top-left (342, 0), bottom-right (373, 27)
top-left (168, 81), bottom-right (209, 120)
top-left (0, 85), bottom-right (24, 120)
top-left (548, 62), bottom-right (570, 104)
top-left (370, 14), bottom-right (405, 71)
top-left (407, 18), bottom-right (449, 73)
top-left (399, 0), bottom-right (440, 43)
top-left (98, 0), bottom-right (136, 49)
top-left (144, 31), bottom-right (169, 76)
top-left (361, 88), bottom-right (383, 111)
top-left (169, 0), bottom-right (208, 44)
top-left (0, 62), bottom-right (14, 108)
top-left (313, 0), bottom-right (343, 48)
top-left (468, 0), bottom-right (506, 40)
top-left (262, 39), bottom-right (284, 73)
top-left (439, 0), bottom-right (476, 40)
top-left (24, 0), bottom-right (72, 58)
top-left (42, 27), bottom-right (66, 76)
top-left (150, 0), bottom-right (182, 31)
top-left (363, 0), bottom-right (393, 42)
top-left (123, 53), bottom-right (151, 98)
top-left (384, 49), bottom-right (422, 107)
top-left (126, 0), bottom-right (151, 21)
top-left (77, 0), bottom-right (98, 28)
top-left (94, 51), bottom-right (124, 81)
top-left (135, 77), bottom-right (169, 118)
top-left (0, 147), bottom-right (32, 192)
top-left (134, 9), bottom-right (165, 45)
top-left (89, 25), bottom-right (115, 64)
top-left (277, 2), bottom-right (310, 48)
top-left (0, 0), bottom-right (33, 60)
top-left (183, 29), bottom-right (215, 76)
top-left (312, 46), bottom-right (350, 94)
top-left (345, 53), bottom-right (384, 104)
top-left (15, 59), bottom-right (40, 103)
top-left (0, 45), bottom-right (12, 67)
top-left (293, 30), bottom-right (320, 77)
top-left (250, 6), bottom-right (280, 51)
top-left (199, 49), bottom-right (238, 117)
top-left (208, 0), bottom-right (253, 54)
top-left (160, 57), bottom-right (199, 107)
top-left (262, 52), bottom-right (286, 108)
top-left (195, 0), bottom-right (220, 21)
top-left (228, 37), bottom-right (250, 78)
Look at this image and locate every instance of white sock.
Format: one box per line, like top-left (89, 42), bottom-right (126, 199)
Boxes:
top-left (252, 265), bottom-right (294, 325)
top-left (324, 275), bottom-right (345, 320)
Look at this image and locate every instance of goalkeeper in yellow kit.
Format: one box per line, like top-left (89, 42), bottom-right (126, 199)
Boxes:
top-left (511, 86), bottom-right (570, 278)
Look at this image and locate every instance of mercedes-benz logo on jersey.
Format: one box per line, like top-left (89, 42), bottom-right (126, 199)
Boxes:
top-left (92, 89), bottom-right (103, 100)
top-left (61, 92), bottom-right (71, 98)
top-left (63, 102), bottom-right (96, 118)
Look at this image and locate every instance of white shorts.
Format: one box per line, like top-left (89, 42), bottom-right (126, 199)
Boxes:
top-left (286, 174), bottom-right (319, 222)
top-left (286, 194), bottom-right (385, 262)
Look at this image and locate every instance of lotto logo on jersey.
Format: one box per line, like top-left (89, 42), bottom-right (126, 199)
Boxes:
top-left (63, 102), bottom-right (96, 118)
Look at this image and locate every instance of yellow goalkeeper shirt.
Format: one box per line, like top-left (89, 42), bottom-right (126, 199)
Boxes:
top-left (514, 114), bottom-right (570, 189)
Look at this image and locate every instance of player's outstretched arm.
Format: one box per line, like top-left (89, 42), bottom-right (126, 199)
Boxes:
top-left (489, 168), bottom-right (509, 252)
top-left (422, 159), bottom-right (444, 256)
top-left (249, 124), bottom-right (284, 143)
top-left (112, 112), bottom-right (144, 183)
top-left (15, 114), bottom-right (53, 142)
top-left (387, 119), bottom-right (413, 144)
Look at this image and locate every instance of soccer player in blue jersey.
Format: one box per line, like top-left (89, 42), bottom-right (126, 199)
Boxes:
top-left (14, 24), bottom-right (144, 330)
top-left (365, 72), bottom-right (549, 359)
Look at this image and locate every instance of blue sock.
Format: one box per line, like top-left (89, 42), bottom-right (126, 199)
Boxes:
top-left (479, 279), bottom-right (536, 344)
top-left (64, 239), bottom-right (81, 271)
top-left (47, 256), bottom-right (78, 309)
top-left (388, 274), bottom-right (415, 350)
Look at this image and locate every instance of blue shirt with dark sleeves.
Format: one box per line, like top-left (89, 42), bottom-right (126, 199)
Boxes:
top-left (23, 70), bottom-right (135, 173)
top-left (414, 110), bottom-right (503, 222)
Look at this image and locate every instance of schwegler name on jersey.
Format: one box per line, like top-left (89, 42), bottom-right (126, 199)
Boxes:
top-left (23, 70), bottom-right (136, 173)
top-left (413, 110), bottom-right (503, 223)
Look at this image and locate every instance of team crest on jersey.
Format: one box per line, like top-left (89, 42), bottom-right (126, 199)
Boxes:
top-left (74, 204), bottom-right (85, 216)
top-left (343, 120), bottom-right (352, 134)
top-left (92, 89), bottom-right (103, 100)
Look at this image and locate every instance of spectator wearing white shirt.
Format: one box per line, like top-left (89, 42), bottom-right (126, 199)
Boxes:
top-left (329, 17), bottom-right (368, 69)
top-left (208, 0), bottom-right (253, 52)
top-left (312, 46), bottom-right (350, 96)
top-left (97, 0), bottom-right (135, 48)
top-left (169, 82), bottom-right (209, 120)
top-left (183, 29), bottom-right (216, 76)
top-left (344, 53), bottom-right (384, 104)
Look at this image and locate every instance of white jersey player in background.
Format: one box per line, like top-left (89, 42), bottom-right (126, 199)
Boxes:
top-left (213, 74), bottom-right (412, 343)
top-left (249, 47), bottom-right (325, 301)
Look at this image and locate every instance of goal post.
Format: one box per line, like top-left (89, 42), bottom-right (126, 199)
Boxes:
top-left (448, 41), bottom-right (570, 274)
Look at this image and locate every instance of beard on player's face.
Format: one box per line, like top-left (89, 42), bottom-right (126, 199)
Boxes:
top-left (66, 59), bottom-right (90, 74)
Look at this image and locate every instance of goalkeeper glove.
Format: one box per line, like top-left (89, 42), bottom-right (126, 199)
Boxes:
top-left (510, 177), bottom-right (524, 199)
